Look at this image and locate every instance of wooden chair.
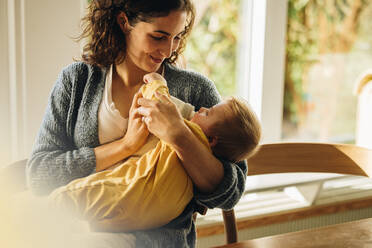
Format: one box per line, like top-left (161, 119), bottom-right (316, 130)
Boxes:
top-left (247, 143), bottom-right (372, 177)
top-left (213, 142), bottom-right (372, 246)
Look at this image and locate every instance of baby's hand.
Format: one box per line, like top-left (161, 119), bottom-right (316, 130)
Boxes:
top-left (143, 72), bottom-right (166, 84)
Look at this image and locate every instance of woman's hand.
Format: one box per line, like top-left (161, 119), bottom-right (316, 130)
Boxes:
top-left (138, 92), bottom-right (224, 192)
top-left (121, 91), bottom-right (149, 153)
top-left (95, 91), bottom-right (149, 172)
top-left (137, 92), bottom-right (187, 145)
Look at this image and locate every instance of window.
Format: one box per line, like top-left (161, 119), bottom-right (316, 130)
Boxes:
top-left (186, 0), bottom-right (288, 143)
top-left (190, 1), bottom-right (372, 237)
top-left (185, 0), bottom-right (240, 97)
top-left (283, 0), bottom-right (372, 143)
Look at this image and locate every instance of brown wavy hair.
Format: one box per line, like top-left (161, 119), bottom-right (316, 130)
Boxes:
top-left (77, 0), bottom-right (195, 68)
top-left (210, 97), bottom-right (262, 163)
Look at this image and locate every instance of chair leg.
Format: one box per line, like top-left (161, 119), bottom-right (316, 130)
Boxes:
top-left (222, 209), bottom-right (238, 244)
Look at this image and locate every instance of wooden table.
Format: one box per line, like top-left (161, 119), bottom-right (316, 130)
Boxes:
top-left (213, 217), bottom-right (372, 248)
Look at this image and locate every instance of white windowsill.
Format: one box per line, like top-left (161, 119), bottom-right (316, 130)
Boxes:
top-left (196, 175), bottom-right (372, 227)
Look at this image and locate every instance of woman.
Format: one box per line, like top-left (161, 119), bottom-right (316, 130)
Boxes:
top-left (26, 0), bottom-right (247, 247)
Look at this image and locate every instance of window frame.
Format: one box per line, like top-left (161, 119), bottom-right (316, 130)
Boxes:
top-left (237, 0), bottom-right (288, 143)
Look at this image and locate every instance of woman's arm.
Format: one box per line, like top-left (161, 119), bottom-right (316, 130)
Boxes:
top-left (94, 91), bottom-right (149, 172)
top-left (195, 159), bottom-right (247, 210)
top-left (138, 92), bottom-right (247, 204)
top-left (142, 67), bottom-right (247, 209)
top-left (27, 66), bottom-right (96, 195)
top-left (170, 121), bottom-right (224, 192)
top-left (191, 77), bottom-right (248, 209)
top-left (139, 73), bottom-right (224, 192)
top-left (138, 92), bottom-right (223, 192)
top-left (27, 64), bottom-right (148, 195)
top-left (154, 106), bottom-right (247, 209)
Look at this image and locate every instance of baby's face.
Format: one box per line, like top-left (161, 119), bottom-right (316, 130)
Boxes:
top-left (191, 100), bottom-right (232, 136)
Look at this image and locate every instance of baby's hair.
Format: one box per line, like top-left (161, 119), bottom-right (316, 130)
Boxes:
top-left (210, 97), bottom-right (261, 162)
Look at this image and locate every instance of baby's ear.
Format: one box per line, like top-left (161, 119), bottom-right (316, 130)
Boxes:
top-left (208, 136), bottom-right (218, 148)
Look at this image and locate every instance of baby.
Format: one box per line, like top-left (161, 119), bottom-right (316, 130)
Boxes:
top-left (49, 73), bottom-right (261, 232)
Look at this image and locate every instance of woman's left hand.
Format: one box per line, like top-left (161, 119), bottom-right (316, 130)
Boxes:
top-left (137, 92), bottom-right (187, 145)
top-left (139, 91), bottom-right (224, 193)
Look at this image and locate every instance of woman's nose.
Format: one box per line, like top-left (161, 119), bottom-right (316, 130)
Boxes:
top-left (159, 40), bottom-right (174, 58)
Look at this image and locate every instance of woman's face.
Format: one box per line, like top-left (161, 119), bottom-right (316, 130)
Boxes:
top-left (123, 10), bottom-right (187, 73)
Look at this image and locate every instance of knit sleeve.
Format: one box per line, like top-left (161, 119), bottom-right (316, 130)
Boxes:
top-left (26, 64), bottom-right (96, 195)
top-left (165, 64), bottom-right (247, 210)
top-left (192, 76), bottom-right (221, 110)
top-left (194, 160), bottom-right (247, 210)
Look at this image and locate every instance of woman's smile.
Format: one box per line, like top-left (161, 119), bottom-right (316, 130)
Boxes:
top-left (149, 55), bottom-right (163, 64)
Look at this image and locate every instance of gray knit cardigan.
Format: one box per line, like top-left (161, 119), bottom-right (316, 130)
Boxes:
top-left (26, 62), bottom-right (247, 248)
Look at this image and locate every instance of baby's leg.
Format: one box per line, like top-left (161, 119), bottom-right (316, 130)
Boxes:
top-left (48, 160), bottom-right (138, 223)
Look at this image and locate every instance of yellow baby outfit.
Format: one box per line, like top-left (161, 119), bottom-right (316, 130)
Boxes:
top-left (49, 80), bottom-right (211, 232)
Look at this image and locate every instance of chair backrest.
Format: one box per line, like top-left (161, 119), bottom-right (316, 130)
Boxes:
top-left (247, 143), bottom-right (372, 176)
top-left (219, 142), bottom-right (372, 245)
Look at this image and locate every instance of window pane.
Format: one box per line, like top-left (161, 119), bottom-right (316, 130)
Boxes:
top-left (185, 0), bottom-right (240, 97)
top-left (283, 1), bottom-right (372, 143)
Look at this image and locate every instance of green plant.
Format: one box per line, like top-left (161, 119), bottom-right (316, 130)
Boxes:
top-left (185, 0), bottom-right (240, 97)
top-left (284, 0), bottom-right (369, 126)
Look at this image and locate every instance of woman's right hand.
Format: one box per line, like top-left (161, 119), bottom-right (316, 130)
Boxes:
top-left (120, 91), bottom-right (149, 153)
top-left (94, 91), bottom-right (149, 172)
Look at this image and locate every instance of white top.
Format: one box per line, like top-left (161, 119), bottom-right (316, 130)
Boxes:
top-left (98, 65), bottom-right (128, 144)
top-left (98, 65), bottom-right (195, 145)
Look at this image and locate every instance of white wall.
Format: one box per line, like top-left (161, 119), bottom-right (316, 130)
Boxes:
top-left (0, 0), bottom-right (12, 166)
top-left (1, 0), bottom-right (83, 165)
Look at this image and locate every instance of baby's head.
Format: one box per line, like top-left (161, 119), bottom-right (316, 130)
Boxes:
top-left (191, 97), bottom-right (261, 162)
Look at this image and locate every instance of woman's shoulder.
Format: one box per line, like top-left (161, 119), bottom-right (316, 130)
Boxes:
top-left (164, 62), bottom-right (221, 108)
top-left (49, 62), bottom-right (106, 102)
top-left (55, 61), bottom-right (106, 90)
top-left (164, 62), bottom-right (213, 87)
top-left (60, 61), bottom-right (104, 78)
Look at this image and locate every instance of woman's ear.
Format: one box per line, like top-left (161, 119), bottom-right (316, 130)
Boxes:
top-left (208, 136), bottom-right (218, 148)
top-left (117, 12), bottom-right (131, 32)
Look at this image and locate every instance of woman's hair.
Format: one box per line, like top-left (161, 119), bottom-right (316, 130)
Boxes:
top-left (210, 97), bottom-right (262, 163)
top-left (77, 0), bottom-right (195, 68)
